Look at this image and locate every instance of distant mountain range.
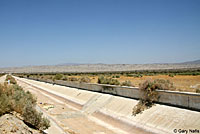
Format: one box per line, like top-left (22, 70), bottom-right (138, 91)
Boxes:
top-left (181, 59), bottom-right (200, 64)
top-left (57, 59), bottom-right (200, 66)
top-left (0, 59), bottom-right (200, 73)
top-left (57, 63), bottom-right (82, 66)
top-left (57, 63), bottom-right (106, 66)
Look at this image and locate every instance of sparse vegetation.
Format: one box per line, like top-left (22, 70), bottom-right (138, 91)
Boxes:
top-left (13, 68), bottom-right (200, 93)
top-left (134, 74), bottom-right (143, 78)
top-left (168, 74), bottom-right (175, 77)
top-left (0, 74), bottom-right (4, 77)
top-left (0, 76), bottom-right (50, 130)
top-left (121, 80), bottom-right (133, 87)
top-left (132, 79), bottom-right (174, 116)
top-left (98, 76), bottom-right (120, 85)
top-left (62, 76), bottom-right (68, 80)
top-left (196, 88), bottom-right (200, 93)
top-left (79, 76), bottom-right (91, 83)
top-left (6, 75), bottom-right (17, 84)
top-left (112, 75), bottom-right (120, 78)
top-left (68, 77), bottom-right (79, 81)
top-left (126, 74), bottom-right (143, 78)
top-left (53, 74), bottom-right (63, 80)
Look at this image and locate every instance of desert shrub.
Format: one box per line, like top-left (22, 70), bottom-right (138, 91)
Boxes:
top-left (145, 73), bottom-right (155, 76)
top-left (0, 74), bottom-right (5, 77)
top-left (79, 77), bottom-right (91, 83)
top-left (62, 76), bottom-right (68, 81)
top-left (116, 75), bottom-right (120, 78)
top-left (98, 76), bottom-right (105, 84)
top-left (109, 79), bottom-right (120, 85)
top-left (61, 76), bottom-right (78, 82)
top-left (134, 74), bottom-right (143, 78)
top-left (139, 79), bottom-right (174, 101)
top-left (132, 79), bottom-right (174, 116)
top-left (112, 75), bottom-right (120, 78)
top-left (69, 77), bottom-right (79, 81)
top-left (126, 74), bottom-right (143, 78)
top-left (6, 75), bottom-right (17, 84)
top-left (98, 76), bottom-right (120, 85)
top-left (0, 83), bottom-right (50, 130)
top-left (23, 105), bottom-right (50, 130)
top-left (53, 74), bottom-right (63, 80)
top-left (18, 75), bottom-right (24, 78)
top-left (121, 80), bottom-right (133, 87)
top-left (152, 79), bottom-right (174, 90)
top-left (0, 85), bottom-right (12, 115)
top-left (132, 101), bottom-right (146, 115)
top-left (126, 74), bottom-right (134, 77)
top-left (196, 88), bottom-right (200, 93)
top-left (139, 80), bottom-right (158, 103)
top-left (168, 74), bottom-right (175, 77)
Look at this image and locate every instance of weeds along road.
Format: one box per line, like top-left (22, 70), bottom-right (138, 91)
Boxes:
top-left (14, 76), bottom-right (200, 134)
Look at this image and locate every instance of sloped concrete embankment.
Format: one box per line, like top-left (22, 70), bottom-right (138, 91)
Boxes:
top-left (15, 77), bottom-right (200, 134)
top-left (25, 77), bottom-right (200, 111)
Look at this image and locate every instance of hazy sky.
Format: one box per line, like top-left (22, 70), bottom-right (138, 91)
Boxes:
top-left (0, 0), bottom-right (200, 67)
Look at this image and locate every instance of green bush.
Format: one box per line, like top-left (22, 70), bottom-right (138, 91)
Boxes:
top-left (132, 101), bottom-right (146, 116)
top-left (126, 74), bottom-right (134, 77)
top-left (132, 79), bottom-right (174, 116)
top-left (0, 88), bottom-right (12, 115)
top-left (152, 79), bottom-right (174, 90)
top-left (168, 74), bottom-right (175, 77)
top-left (112, 75), bottom-right (120, 78)
top-left (126, 74), bottom-right (143, 78)
top-left (145, 73), bottom-right (155, 76)
top-left (133, 74), bottom-right (143, 78)
top-left (6, 75), bottom-right (17, 84)
top-left (62, 76), bottom-right (68, 81)
top-left (0, 84), bottom-right (50, 130)
top-left (97, 76), bottom-right (106, 84)
top-left (121, 80), bottom-right (133, 87)
top-left (53, 74), bottom-right (63, 80)
top-left (98, 76), bottom-right (120, 85)
top-left (79, 77), bottom-right (91, 83)
top-left (139, 79), bottom-right (174, 102)
top-left (69, 77), bottom-right (79, 81)
top-left (23, 105), bottom-right (50, 130)
top-left (196, 88), bottom-right (200, 93)
top-left (109, 79), bottom-right (120, 85)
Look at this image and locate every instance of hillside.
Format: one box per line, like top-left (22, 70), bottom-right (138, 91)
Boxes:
top-left (181, 59), bottom-right (200, 64)
top-left (1, 63), bottom-right (200, 73)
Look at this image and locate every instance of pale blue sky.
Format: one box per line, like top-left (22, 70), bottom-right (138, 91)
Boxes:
top-left (0, 0), bottom-right (200, 67)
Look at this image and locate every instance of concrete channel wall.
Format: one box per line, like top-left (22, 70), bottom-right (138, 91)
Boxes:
top-left (25, 77), bottom-right (200, 111)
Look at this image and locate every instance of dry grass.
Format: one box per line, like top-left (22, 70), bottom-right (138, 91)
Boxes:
top-left (86, 75), bottom-right (200, 92)
top-left (118, 75), bottom-right (200, 92)
top-left (0, 76), bottom-right (50, 130)
top-left (132, 79), bottom-right (174, 116)
top-left (20, 73), bottom-right (200, 92)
